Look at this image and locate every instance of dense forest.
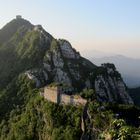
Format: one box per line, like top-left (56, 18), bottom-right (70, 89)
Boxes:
top-left (1, 75), bottom-right (140, 139)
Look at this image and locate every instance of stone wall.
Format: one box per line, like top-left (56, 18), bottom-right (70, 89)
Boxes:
top-left (16, 15), bottom-right (22, 19)
top-left (43, 87), bottom-right (59, 103)
top-left (61, 94), bottom-right (87, 106)
top-left (72, 96), bottom-right (87, 106)
top-left (42, 86), bottom-right (87, 106)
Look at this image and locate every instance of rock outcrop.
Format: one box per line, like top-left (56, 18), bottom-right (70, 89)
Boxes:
top-left (94, 64), bottom-right (134, 104)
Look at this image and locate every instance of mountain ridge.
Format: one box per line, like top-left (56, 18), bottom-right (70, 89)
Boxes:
top-left (0, 17), bottom-right (133, 105)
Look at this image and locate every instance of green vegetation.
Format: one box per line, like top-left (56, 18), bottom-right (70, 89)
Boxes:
top-left (88, 101), bottom-right (140, 139)
top-left (0, 74), bottom-right (82, 140)
top-left (0, 18), bottom-right (32, 44)
top-left (91, 63), bottom-right (121, 80)
top-left (0, 96), bottom-right (82, 140)
top-left (80, 88), bottom-right (95, 100)
top-left (0, 23), bottom-right (50, 89)
top-left (129, 87), bottom-right (140, 106)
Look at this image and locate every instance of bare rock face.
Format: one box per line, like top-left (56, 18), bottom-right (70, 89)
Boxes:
top-left (94, 64), bottom-right (134, 104)
top-left (25, 69), bottom-right (46, 87)
top-left (24, 36), bottom-right (95, 90)
top-left (58, 39), bottom-right (80, 59)
top-left (54, 68), bottom-right (72, 86)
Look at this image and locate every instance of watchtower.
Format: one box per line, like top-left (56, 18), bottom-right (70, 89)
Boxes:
top-left (16, 15), bottom-right (22, 19)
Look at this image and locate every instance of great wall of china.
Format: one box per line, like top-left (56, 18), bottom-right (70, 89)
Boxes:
top-left (40, 86), bottom-right (87, 106)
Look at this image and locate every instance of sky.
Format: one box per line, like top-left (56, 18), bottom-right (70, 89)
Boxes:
top-left (0, 0), bottom-right (140, 58)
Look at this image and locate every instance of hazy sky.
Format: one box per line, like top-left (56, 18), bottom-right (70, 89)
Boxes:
top-left (0, 0), bottom-right (140, 58)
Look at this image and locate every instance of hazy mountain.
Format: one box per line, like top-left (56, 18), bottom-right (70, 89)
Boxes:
top-left (88, 55), bottom-right (140, 88)
top-left (0, 17), bottom-right (139, 139)
top-left (80, 49), bottom-right (116, 58)
top-left (129, 87), bottom-right (140, 106)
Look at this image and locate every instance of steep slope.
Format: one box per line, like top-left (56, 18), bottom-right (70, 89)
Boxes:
top-left (0, 18), bottom-right (52, 89)
top-left (94, 64), bottom-right (133, 104)
top-left (26, 38), bottom-right (96, 90)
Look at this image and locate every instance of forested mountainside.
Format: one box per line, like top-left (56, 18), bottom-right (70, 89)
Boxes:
top-left (0, 17), bottom-right (140, 140)
top-left (129, 87), bottom-right (140, 106)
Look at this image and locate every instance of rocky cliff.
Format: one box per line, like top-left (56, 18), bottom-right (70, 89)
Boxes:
top-left (94, 64), bottom-right (133, 104)
top-left (25, 26), bottom-right (96, 90)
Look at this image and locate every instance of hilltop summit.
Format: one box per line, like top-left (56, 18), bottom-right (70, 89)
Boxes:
top-left (16, 15), bottom-right (22, 19)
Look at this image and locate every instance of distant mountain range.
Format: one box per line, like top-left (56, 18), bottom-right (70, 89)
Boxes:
top-left (80, 49), bottom-right (116, 58)
top-left (84, 53), bottom-right (140, 88)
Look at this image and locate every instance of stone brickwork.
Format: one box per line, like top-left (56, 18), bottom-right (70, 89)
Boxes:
top-left (42, 86), bottom-right (59, 103)
top-left (61, 94), bottom-right (87, 106)
top-left (41, 86), bottom-right (87, 106)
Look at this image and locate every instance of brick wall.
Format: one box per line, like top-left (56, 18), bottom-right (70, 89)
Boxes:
top-left (61, 94), bottom-right (87, 106)
top-left (43, 87), bottom-right (58, 103)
